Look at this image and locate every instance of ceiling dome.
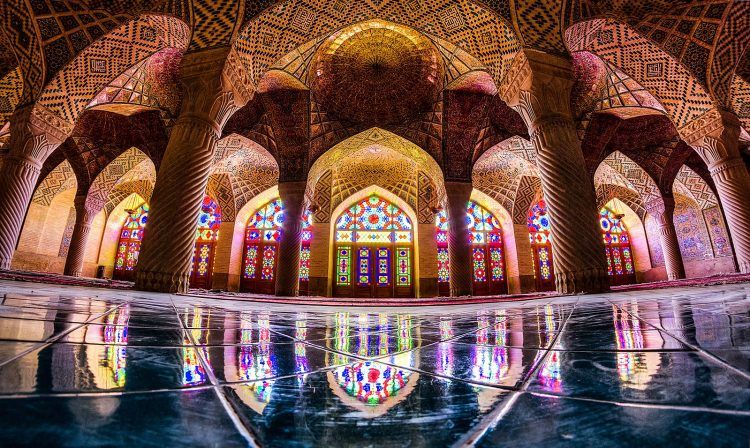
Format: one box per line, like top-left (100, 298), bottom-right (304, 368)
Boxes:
top-left (310, 21), bottom-right (443, 126)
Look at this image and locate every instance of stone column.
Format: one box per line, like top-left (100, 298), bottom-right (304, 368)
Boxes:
top-left (63, 194), bottom-right (97, 277)
top-left (645, 197), bottom-right (685, 280)
top-left (499, 50), bottom-right (609, 294)
top-left (275, 181), bottom-right (307, 297)
top-left (445, 181), bottom-right (473, 297)
top-left (134, 48), bottom-right (248, 293)
top-left (0, 105), bottom-right (71, 269)
top-left (684, 110), bottom-right (750, 273)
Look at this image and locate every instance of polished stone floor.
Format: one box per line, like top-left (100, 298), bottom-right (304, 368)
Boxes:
top-left (0, 280), bottom-right (748, 447)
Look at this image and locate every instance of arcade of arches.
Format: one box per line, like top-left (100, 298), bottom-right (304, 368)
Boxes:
top-left (1, 1), bottom-right (749, 300)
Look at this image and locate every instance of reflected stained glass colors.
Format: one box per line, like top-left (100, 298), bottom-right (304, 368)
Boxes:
top-left (599, 207), bottom-right (635, 283)
top-left (334, 195), bottom-right (414, 297)
top-left (114, 203), bottom-right (149, 279)
top-left (528, 200), bottom-right (555, 291)
top-left (241, 198), bottom-right (314, 294)
top-left (436, 201), bottom-right (506, 295)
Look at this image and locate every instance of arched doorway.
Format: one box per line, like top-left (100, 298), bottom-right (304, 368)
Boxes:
top-left (189, 196), bottom-right (222, 289)
top-left (333, 195), bottom-right (414, 298)
top-left (527, 199), bottom-right (555, 292)
top-left (113, 202), bottom-right (149, 281)
top-left (240, 198), bottom-right (313, 295)
top-left (599, 206), bottom-right (636, 285)
top-left (435, 201), bottom-right (507, 296)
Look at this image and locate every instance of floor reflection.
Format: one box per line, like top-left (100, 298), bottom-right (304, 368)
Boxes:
top-left (0, 282), bottom-right (748, 446)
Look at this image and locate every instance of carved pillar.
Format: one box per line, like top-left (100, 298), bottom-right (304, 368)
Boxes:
top-left (0, 105), bottom-right (72, 269)
top-left (684, 110), bottom-right (750, 273)
top-left (134, 49), bottom-right (249, 293)
top-left (63, 194), bottom-right (97, 277)
top-left (499, 50), bottom-right (609, 294)
top-left (445, 181), bottom-right (473, 296)
top-left (645, 198), bottom-right (685, 280)
top-left (275, 181), bottom-right (307, 297)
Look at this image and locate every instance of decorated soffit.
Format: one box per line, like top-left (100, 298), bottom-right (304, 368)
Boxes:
top-left (234, 0), bottom-right (520, 95)
top-left (595, 150), bottom-right (661, 203)
top-left (31, 159), bottom-right (76, 206)
top-left (673, 163), bottom-right (718, 209)
top-left (307, 127), bottom-right (444, 200)
top-left (86, 47), bottom-right (183, 117)
top-left (565, 18), bottom-right (716, 131)
top-left (86, 146), bottom-right (154, 211)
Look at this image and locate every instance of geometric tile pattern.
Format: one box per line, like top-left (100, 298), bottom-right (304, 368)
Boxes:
top-left (674, 192), bottom-right (712, 260)
top-left (673, 163), bottom-right (718, 209)
top-left (474, 148), bottom-right (537, 214)
top-left (37, 15), bottom-right (189, 123)
top-left (86, 47), bottom-right (183, 117)
top-left (0, 67), bottom-right (23, 126)
top-left (511, 174), bottom-right (542, 224)
top-left (57, 206), bottom-right (76, 258)
top-left (236, 0), bottom-right (520, 92)
top-left (566, 19), bottom-right (715, 130)
top-left (31, 159), bottom-right (76, 206)
top-left (417, 171), bottom-right (438, 224)
top-left (86, 147), bottom-right (153, 212)
top-left (311, 169), bottom-right (332, 222)
top-left (595, 150), bottom-right (661, 204)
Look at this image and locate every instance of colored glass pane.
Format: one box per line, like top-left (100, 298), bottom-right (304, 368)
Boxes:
top-left (538, 247), bottom-right (552, 280)
top-left (299, 246), bottom-right (311, 281)
top-left (115, 203), bottom-right (149, 272)
top-left (377, 248), bottom-right (390, 286)
top-left (195, 196), bottom-right (221, 242)
top-left (337, 247), bottom-right (351, 286)
top-left (436, 201), bottom-right (504, 286)
top-left (358, 247), bottom-right (371, 286)
top-left (437, 247), bottom-right (450, 283)
top-left (261, 246), bottom-right (276, 280)
top-left (396, 248), bottom-right (410, 286)
top-left (473, 247), bottom-right (486, 282)
top-left (599, 207), bottom-right (635, 280)
top-left (335, 195), bottom-right (413, 243)
top-left (243, 246), bottom-right (259, 279)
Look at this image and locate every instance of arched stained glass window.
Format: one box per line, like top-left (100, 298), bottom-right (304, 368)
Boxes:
top-left (241, 198), bottom-right (313, 295)
top-left (599, 207), bottom-right (636, 285)
top-left (333, 195), bottom-right (414, 298)
top-left (435, 201), bottom-right (506, 296)
top-left (527, 199), bottom-right (555, 291)
top-left (113, 203), bottom-right (149, 281)
top-left (189, 196), bottom-right (222, 289)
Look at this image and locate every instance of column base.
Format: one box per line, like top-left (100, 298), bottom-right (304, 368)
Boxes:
top-left (134, 269), bottom-right (190, 294)
top-left (555, 267), bottom-right (610, 294)
top-left (738, 260), bottom-right (750, 274)
top-left (0, 258), bottom-right (11, 270)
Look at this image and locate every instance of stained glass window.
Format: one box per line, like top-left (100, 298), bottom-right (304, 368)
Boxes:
top-left (528, 199), bottom-right (555, 288)
top-left (599, 207), bottom-right (635, 282)
top-left (190, 197), bottom-right (222, 286)
top-left (241, 198), bottom-right (314, 293)
top-left (114, 203), bottom-right (149, 276)
top-left (333, 195), bottom-right (414, 295)
top-left (335, 195), bottom-right (413, 244)
top-left (436, 201), bottom-right (505, 294)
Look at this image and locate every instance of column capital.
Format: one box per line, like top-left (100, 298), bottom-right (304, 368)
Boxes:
top-left (7, 104), bottom-right (73, 162)
top-left (277, 180), bottom-right (308, 198)
top-left (497, 49), bottom-right (574, 130)
top-left (681, 108), bottom-right (741, 168)
top-left (178, 48), bottom-right (250, 137)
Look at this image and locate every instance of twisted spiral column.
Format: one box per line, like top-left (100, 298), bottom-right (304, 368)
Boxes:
top-left (445, 181), bottom-right (473, 297)
top-left (133, 117), bottom-right (218, 293)
top-left (532, 117), bottom-right (610, 294)
top-left (275, 181), bottom-right (306, 297)
top-left (0, 155), bottom-right (44, 269)
top-left (646, 198), bottom-right (685, 281)
top-left (63, 195), bottom-right (96, 277)
top-left (709, 158), bottom-right (750, 273)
